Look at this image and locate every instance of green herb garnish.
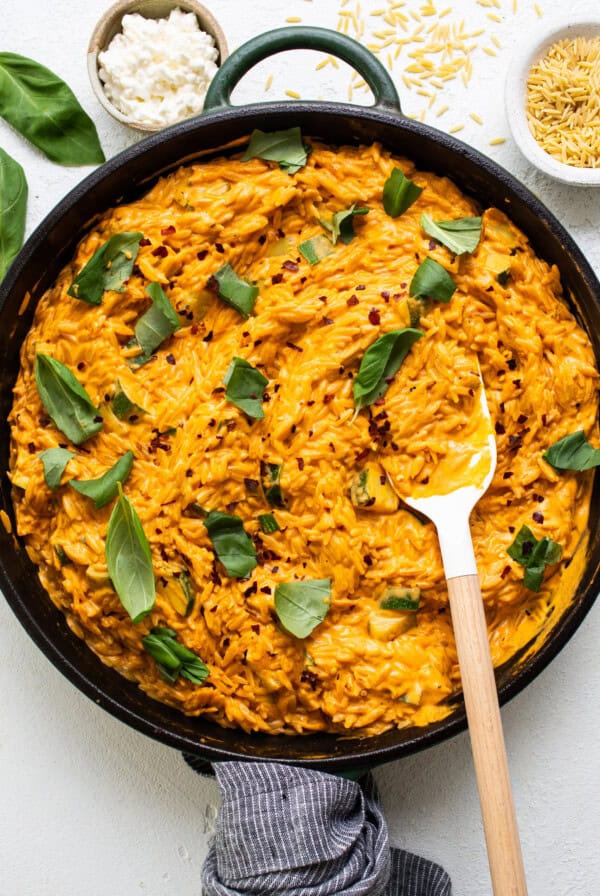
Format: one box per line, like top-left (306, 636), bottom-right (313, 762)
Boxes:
top-left (35, 353), bottom-right (103, 445)
top-left (105, 483), bottom-right (155, 622)
top-left (129, 281), bottom-right (181, 366)
top-left (274, 579), bottom-right (332, 638)
top-left (409, 257), bottom-right (456, 303)
top-left (53, 544), bottom-right (72, 566)
top-left (39, 447), bottom-right (75, 490)
top-left (353, 328), bottom-right (423, 411)
top-left (0, 147), bottom-right (27, 280)
top-left (320, 203), bottom-right (369, 245)
top-left (212, 262), bottom-right (259, 318)
top-left (142, 626), bottom-right (209, 685)
top-left (258, 512), bottom-right (280, 534)
top-left (543, 430), bottom-right (600, 472)
top-left (68, 232), bottom-right (143, 305)
top-left (382, 168), bottom-right (423, 218)
top-left (243, 127), bottom-right (309, 173)
top-left (0, 53), bottom-right (105, 166)
top-left (298, 234), bottom-right (334, 265)
top-left (507, 525), bottom-right (562, 592)
top-left (204, 510), bottom-right (257, 578)
top-left (497, 270), bottom-right (511, 287)
top-left (223, 357), bottom-right (268, 419)
top-left (70, 450), bottom-right (134, 509)
top-left (420, 213), bottom-right (482, 255)
top-left (111, 380), bottom-right (146, 421)
top-left (260, 461), bottom-right (284, 507)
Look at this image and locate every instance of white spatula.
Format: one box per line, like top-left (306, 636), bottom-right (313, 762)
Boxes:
top-left (401, 375), bottom-right (528, 896)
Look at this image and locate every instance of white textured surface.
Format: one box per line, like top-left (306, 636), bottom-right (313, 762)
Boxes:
top-left (1, 1), bottom-right (599, 894)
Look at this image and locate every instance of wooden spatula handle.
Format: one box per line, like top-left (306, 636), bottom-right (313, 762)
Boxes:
top-left (447, 574), bottom-right (528, 896)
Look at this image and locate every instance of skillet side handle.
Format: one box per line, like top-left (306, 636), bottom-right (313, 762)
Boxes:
top-left (203, 26), bottom-right (401, 114)
top-left (447, 573), bottom-right (528, 896)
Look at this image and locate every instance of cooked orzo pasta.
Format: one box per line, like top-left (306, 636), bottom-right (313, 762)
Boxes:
top-left (8, 137), bottom-right (599, 735)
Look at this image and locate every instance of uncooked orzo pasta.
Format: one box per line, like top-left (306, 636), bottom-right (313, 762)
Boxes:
top-left (9, 137), bottom-right (599, 736)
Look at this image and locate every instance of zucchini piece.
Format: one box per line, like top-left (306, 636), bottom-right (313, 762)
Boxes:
top-left (258, 512), bottom-right (280, 533)
top-left (160, 571), bottom-right (195, 616)
top-left (349, 463), bottom-right (398, 513)
top-left (380, 586), bottom-right (421, 611)
top-left (368, 612), bottom-right (416, 641)
top-left (260, 461), bottom-right (284, 507)
top-left (53, 544), bottom-right (72, 567)
top-left (184, 501), bottom-right (209, 518)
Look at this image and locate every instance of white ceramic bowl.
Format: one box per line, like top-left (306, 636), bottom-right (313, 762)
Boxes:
top-left (506, 18), bottom-right (600, 187)
top-left (88, 0), bottom-right (228, 132)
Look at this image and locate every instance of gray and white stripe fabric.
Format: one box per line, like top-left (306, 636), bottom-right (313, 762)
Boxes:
top-left (200, 761), bottom-right (451, 896)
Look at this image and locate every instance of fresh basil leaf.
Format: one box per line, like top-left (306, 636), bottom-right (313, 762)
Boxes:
top-left (383, 168), bottom-right (423, 218)
top-left (420, 213), bottom-right (482, 255)
top-left (39, 447), bottom-right (75, 490)
top-left (321, 203), bottom-right (369, 245)
top-left (35, 353), bottom-right (103, 445)
top-left (409, 257), bottom-right (456, 303)
top-left (0, 53), bottom-right (104, 166)
top-left (129, 281), bottom-right (181, 365)
top-left (274, 579), bottom-right (332, 638)
top-left (223, 356), bottom-right (268, 419)
top-left (353, 328), bottom-right (423, 411)
top-left (204, 510), bottom-right (257, 578)
top-left (507, 524), bottom-right (562, 592)
top-left (298, 234), bottom-right (333, 265)
top-left (70, 450), bottom-right (134, 509)
top-left (111, 380), bottom-right (146, 421)
top-left (212, 263), bottom-right (258, 318)
top-left (258, 512), bottom-right (280, 534)
top-left (543, 430), bottom-right (600, 471)
top-left (68, 232), bottom-right (143, 305)
top-left (142, 627), bottom-right (209, 685)
top-left (105, 483), bottom-right (155, 622)
top-left (0, 147), bottom-right (27, 280)
top-left (243, 127), bottom-right (308, 173)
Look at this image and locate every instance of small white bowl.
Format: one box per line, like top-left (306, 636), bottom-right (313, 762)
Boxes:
top-left (506, 18), bottom-right (600, 187)
top-left (88, 0), bottom-right (228, 132)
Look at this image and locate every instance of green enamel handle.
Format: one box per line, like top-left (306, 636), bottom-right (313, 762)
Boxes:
top-left (204, 26), bottom-right (401, 114)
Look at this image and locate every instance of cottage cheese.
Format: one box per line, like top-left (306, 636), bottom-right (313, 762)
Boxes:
top-left (98, 8), bottom-right (219, 128)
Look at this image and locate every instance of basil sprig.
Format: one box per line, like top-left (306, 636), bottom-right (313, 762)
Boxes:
top-left (212, 263), bottom-right (258, 318)
top-left (383, 168), bottom-right (423, 218)
top-left (35, 353), bottom-right (103, 445)
top-left (68, 232), bottom-right (143, 305)
top-left (223, 357), bottom-right (268, 419)
top-left (0, 147), bottom-right (27, 280)
top-left (543, 431), bottom-right (600, 471)
top-left (243, 126), bottom-right (308, 173)
top-left (420, 214), bottom-right (482, 255)
top-left (39, 447), bottom-right (75, 490)
top-left (409, 257), bottom-right (456, 303)
top-left (129, 282), bottom-right (181, 366)
top-left (142, 627), bottom-right (210, 685)
top-left (111, 380), bottom-right (146, 421)
top-left (105, 483), bottom-right (155, 623)
top-left (204, 510), bottom-right (257, 578)
top-left (353, 328), bottom-right (423, 411)
top-left (321, 203), bottom-right (369, 245)
top-left (70, 450), bottom-right (134, 509)
top-left (298, 234), bottom-right (333, 265)
top-left (0, 53), bottom-right (105, 166)
top-left (274, 579), bottom-right (332, 638)
top-left (507, 525), bottom-right (562, 592)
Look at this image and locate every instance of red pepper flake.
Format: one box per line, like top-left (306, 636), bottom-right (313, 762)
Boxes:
top-left (166, 354), bottom-right (176, 365)
top-left (356, 448), bottom-right (370, 463)
top-left (286, 341), bottom-right (303, 352)
top-left (282, 260), bottom-right (299, 272)
top-left (226, 420), bottom-right (236, 431)
top-left (190, 322), bottom-right (199, 336)
top-left (428, 240), bottom-right (438, 250)
top-left (260, 586), bottom-right (272, 595)
top-left (374, 410), bottom-right (388, 421)
top-left (374, 397), bottom-right (385, 406)
top-left (502, 471), bottom-right (513, 479)
top-left (272, 273), bottom-right (284, 285)
top-left (215, 242), bottom-right (225, 254)
top-left (185, 469), bottom-right (192, 478)
top-left (507, 358), bottom-right (517, 370)
top-left (203, 331), bottom-right (213, 343)
top-left (243, 583), bottom-right (258, 598)
top-left (508, 525), bottom-right (515, 533)
top-left (380, 290), bottom-right (390, 300)
top-left (307, 400), bottom-right (315, 407)
top-left (355, 284), bottom-right (366, 291)
top-left (323, 393), bottom-right (333, 404)
top-left (379, 474), bottom-right (387, 485)
top-left (244, 478), bottom-right (259, 491)
top-left (161, 225), bottom-right (176, 235)
top-left (512, 379), bottom-right (521, 388)
top-left (294, 458), bottom-right (305, 472)
top-left (391, 441), bottom-right (399, 452)
top-left (517, 414), bottom-right (528, 424)
top-left (495, 422), bottom-right (505, 435)
top-left (364, 554), bottom-right (373, 566)
top-left (77, 362), bottom-right (86, 371)
top-left (541, 414), bottom-right (548, 426)
top-left (139, 237), bottom-right (152, 247)
top-left (532, 511), bottom-right (544, 524)
top-left (197, 249), bottom-right (208, 260)
top-left (152, 245), bottom-right (168, 258)
top-left (250, 624), bottom-right (260, 634)
top-left (501, 565), bottom-right (511, 579)
top-left (321, 317), bottom-right (334, 326)
top-left (368, 309), bottom-right (381, 325)
top-left (317, 295), bottom-right (327, 303)
top-left (212, 386), bottom-right (226, 394)
top-left (347, 295), bottom-right (359, 307)
top-left (27, 441), bottom-right (36, 454)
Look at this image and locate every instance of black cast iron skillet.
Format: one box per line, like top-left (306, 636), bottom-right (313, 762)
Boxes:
top-left (1, 28), bottom-right (599, 773)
